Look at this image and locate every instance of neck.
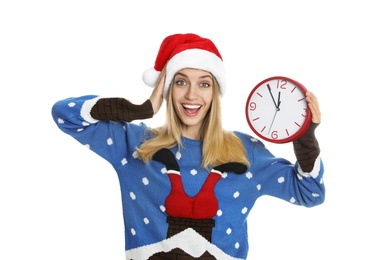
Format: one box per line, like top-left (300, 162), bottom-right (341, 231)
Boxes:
top-left (182, 125), bottom-right (201, 140)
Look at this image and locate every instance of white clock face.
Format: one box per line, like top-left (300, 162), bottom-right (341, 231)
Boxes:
top-left (246, 77), bottom-right (309, 143)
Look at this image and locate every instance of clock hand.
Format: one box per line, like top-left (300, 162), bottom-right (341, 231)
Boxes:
top-left (277, 91), bottom-right (281, 110)
top-left (268, 110), bottom-right (278, 134)
top-left (267, 84), bottom-right (278, 108)
top-left (268, 91), bottom-right (282, 134)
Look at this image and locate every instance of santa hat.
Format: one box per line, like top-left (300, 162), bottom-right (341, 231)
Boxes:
top-left (142, 33), bottom-right (226, 99)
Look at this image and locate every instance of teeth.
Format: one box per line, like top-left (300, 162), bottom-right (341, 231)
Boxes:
top-left (183, 104), bottom-right (201, 109)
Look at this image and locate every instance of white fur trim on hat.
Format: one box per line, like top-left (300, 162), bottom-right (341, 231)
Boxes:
top-left (143, 48), bottom-right (226, 100)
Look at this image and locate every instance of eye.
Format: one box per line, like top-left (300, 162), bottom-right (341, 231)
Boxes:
top-left (175, 79), bottom-right (187, 86)
top-left (200, 82), bottom-right (211, 88)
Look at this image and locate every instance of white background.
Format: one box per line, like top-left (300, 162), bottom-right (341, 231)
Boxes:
top-left (1, 0), bottom-right (377, 259)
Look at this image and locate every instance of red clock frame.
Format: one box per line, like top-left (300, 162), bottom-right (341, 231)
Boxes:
top-left (245, 76), bottom-right (312, 143)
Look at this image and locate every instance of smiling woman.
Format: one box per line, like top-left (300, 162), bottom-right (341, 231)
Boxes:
top-left (51, 33), bottom-right (325, 259)
top-left (171, 69), bottom-right (214, 139)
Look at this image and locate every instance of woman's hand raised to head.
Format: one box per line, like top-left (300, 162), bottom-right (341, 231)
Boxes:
top-left (149, 66), bottom-right (166, 115)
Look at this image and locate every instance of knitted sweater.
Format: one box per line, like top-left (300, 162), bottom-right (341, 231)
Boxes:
top-left (51, 95), bottom-right (325, 260)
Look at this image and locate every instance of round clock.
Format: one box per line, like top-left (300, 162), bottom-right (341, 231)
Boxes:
top-left (245, 76), bottom-right (312, 143)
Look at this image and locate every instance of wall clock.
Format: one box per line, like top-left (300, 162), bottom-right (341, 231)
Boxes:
top-left (245, 76), bottom-right (311, 143)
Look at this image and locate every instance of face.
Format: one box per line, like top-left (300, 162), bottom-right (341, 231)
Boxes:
top-left (171, 68), bottom-right (214, 139)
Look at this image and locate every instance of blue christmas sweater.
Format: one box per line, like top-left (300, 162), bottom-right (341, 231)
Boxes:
top-left (51, 95), bottom-right (325, 259)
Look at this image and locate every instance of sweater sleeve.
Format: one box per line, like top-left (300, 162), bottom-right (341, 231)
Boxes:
top-left (240, 131), bottom-right (325, 208)
top-left (52, 95), bottom-right (150, 167)
top-left (293, 122), bottom-right (320, 172)
top-left (90, 98), bottom-right (154, 122)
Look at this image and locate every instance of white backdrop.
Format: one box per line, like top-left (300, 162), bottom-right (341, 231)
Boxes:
top-left (1, 1), bottom-right (377, 259)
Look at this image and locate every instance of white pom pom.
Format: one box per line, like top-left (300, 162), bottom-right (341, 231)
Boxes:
top-left (142, 68), bottom-right (160, 87)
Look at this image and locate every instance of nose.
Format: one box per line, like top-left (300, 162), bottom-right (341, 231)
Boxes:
top-left (185, 85), bottom-right (198, 100)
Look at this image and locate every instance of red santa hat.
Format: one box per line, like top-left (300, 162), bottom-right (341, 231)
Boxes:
top-left (142, 33), bottom-right (226, 99)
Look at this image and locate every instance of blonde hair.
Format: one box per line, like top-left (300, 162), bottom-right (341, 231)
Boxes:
top-left (137, 77), bottom-right (249, 169)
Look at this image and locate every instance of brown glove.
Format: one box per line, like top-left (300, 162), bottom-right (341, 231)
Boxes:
top-left (293, 122), bottom-right (320, 172)
top-left (90, 98), bottom-right (153, 122)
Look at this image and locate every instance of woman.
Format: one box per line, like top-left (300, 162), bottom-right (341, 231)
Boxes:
top-left (52, 33), bottom-right (325, 260)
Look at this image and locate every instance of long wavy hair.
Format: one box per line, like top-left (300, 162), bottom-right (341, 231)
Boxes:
top-left (137, 75), bottom-right (249, 169)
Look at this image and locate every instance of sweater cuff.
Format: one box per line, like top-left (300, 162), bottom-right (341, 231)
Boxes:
top-left (90, 98), bottom-right (153, 122)
top-left (293, 122), bottom-right (320, 172)
top-left (81, 97), bottom-right (101, 124)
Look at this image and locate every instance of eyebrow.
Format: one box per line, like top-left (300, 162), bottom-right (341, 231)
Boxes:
top-left (175, 72), bottom-right (212, 79)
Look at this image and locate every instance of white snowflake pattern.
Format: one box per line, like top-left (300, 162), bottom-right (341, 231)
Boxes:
top-left (107, 138), bottom-right (113, 145)
top-left (250, 137), bottom-right (258, 142)
top-left (121, 158), bottom-right (127, 165)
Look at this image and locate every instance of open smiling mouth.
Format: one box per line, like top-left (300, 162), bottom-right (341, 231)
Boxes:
top-left (182, 104), bottom-right (202, 116)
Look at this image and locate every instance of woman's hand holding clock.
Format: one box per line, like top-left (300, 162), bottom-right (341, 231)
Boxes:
top-left (306, 91), bottom-right (321, 124)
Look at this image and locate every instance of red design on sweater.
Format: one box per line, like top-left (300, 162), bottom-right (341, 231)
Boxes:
top-left (165, 170), bottom-right (222, 219)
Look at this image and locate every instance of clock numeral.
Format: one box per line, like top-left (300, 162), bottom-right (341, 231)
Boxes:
top-left (301, 108), bottom-right (307, 117)
top-left (249, 101), bottom-right (257, 111)
top-left (271, 130), bottom-right (279, 140)
top-left (276, 80), bottom-right (287, 89)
